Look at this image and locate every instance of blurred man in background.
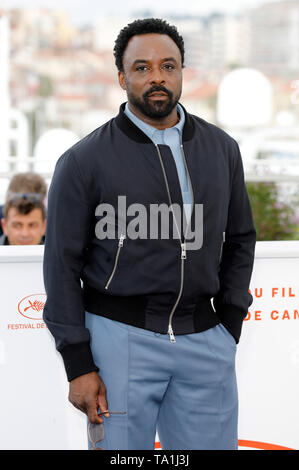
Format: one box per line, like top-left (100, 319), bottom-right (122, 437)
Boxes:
top-left (0, 172), bottom-right (47, 237)
top-left (0, 193), bottom-right (46, 245)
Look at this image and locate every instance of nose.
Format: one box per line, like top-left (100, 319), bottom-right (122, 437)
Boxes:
top-left (150, 66), bottom-right (165, 86)
top-left (19, 226), bottom-right (31, 241)
top-left (150, 77), bottom-right (165, 85)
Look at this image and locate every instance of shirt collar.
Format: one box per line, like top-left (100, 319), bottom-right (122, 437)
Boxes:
top-left (124, 102), bottom-right (185, 142)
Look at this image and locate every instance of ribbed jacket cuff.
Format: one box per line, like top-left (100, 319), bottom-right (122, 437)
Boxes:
top-left (215, 304), bottom-right (247, 344)
top-left (60, 342), bottom-right (99, 382)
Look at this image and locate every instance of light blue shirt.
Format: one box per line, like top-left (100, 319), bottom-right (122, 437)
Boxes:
top-left (124, 102), bottom-right (192, 223)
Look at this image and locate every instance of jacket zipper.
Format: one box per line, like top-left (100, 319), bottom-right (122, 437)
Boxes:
top-left (155, 144), bottom-right (195, 343)
top-left (219, 232), bottom-right (225, 263)
top-left (104, 233), bottom-right (125, 290)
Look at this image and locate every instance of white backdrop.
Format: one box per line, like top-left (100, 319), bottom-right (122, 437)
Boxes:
top-left (236, 240), bottom-right (299, 451)
top-left (0, 241), bottom-right (298, 450)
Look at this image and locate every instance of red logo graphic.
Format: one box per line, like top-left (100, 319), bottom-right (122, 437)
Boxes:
top-left (18, 294), bottom-right (46, 320)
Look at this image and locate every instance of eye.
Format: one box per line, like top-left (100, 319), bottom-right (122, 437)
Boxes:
top-left (163, 63), bottom-right (175, 70)
top-left (136, 65), bottom-right (150, 72)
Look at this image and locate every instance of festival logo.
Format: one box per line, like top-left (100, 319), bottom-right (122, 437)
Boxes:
top-left (17, 293), bottom-right (46, 321)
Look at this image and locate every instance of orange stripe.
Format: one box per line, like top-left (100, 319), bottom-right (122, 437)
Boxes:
top-left (155, 440), bottom-right (294, 450)
top-left (238, 440), bottom-right (294, 450)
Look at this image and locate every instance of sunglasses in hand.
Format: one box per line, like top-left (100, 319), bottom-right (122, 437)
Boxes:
top-left (87, 410), bottom-right (127, 450)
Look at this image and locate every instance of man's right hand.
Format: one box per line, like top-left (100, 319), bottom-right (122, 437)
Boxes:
top-left (68, 371), bottom-right (109, 424)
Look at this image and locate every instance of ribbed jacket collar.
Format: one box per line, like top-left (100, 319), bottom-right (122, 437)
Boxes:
top-left (115, 102), bottom-right (195, 143)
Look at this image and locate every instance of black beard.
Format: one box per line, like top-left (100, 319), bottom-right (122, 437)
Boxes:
top-left (127, 85), bottom-right (180, 119)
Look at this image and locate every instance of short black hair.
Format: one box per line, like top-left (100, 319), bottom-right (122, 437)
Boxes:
top-left (114, 18), bottom-right (185, 72)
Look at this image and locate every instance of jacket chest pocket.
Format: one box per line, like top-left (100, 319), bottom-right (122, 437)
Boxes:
top-left (104, 234), bottom-right (126, 290)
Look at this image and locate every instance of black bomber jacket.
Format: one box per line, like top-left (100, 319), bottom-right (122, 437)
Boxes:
top-left (43, 102), bottom-right (257, 381)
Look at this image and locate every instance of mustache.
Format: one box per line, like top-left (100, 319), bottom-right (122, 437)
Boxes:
top-left (143, 85), bottom-right (173, 99)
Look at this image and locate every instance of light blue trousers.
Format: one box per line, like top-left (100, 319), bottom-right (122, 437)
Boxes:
top-left (85, 311), bottom-right (238, 450)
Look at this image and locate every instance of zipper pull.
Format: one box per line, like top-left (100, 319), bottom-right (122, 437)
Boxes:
top-left (168, 324), bottom-right (176, 343)
top-left (118, 234), bottom-right (125, 247)
top-left (181, 242), bottom-right (187, 260)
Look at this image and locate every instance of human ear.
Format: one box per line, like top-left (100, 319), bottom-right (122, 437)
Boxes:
top-left (118, 70), bottom-right (126, 91)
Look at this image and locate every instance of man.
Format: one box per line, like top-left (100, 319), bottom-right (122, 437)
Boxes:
top-left (43, 18), bottom-right (256, 450)
top-left (0, 172), bottom-right (48, 237)
top-left (0, 193), bottom-right (46, 245)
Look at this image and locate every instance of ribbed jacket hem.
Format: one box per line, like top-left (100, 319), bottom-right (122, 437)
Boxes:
top-left (215, 304), bottom-right (246, 343)
top-left (60, 342), bottom-right (99, 382)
